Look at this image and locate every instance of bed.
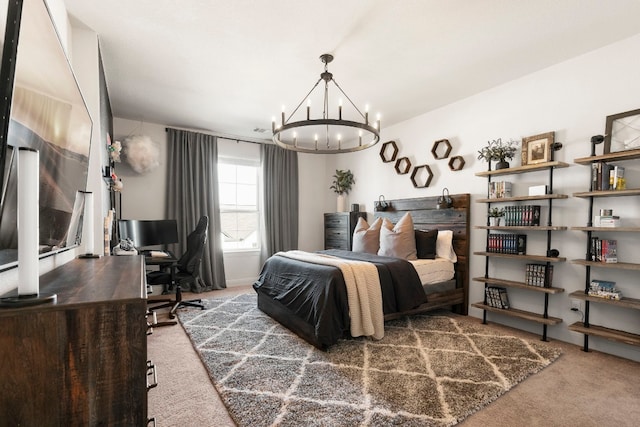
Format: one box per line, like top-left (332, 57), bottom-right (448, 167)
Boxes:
top-left (253, 194), bottom-right (470, 349)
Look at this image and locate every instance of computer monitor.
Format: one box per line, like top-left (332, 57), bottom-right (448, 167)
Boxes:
top-left (118, 219), bottom-right (179, 249)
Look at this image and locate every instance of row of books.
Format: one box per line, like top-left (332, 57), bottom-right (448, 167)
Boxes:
top-left (590, 238), bottom-right (617, 263)
top-left (487, 233), bottom-right (527, 254)
top-left (591, 162), bottom-right (626, 191)
top-left (488, 181), bottom-right (512, 199)
top-left (525, 263), bottom-right (554, 287)
top-left (485, 286), bottom-right (510, 309)
top-left (589, 279), bottom-right (622, 300)
top-left (503, 205), bottom-right (541, 226)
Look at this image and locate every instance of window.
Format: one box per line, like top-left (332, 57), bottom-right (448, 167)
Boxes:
top-left (218, 160), bottom-right (260, 251)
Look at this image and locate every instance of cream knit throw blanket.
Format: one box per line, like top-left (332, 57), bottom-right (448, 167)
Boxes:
top-left (276, 251), bottom-right (384, 340)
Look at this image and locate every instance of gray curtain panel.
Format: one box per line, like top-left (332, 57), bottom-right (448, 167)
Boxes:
top-left (166, 128), bottom-right (226, 291)
top-left (260, 143), bottom-right (299, 263)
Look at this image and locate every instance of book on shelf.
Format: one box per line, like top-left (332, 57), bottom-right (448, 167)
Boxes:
top-left (589, 279), bottom-right (622, 300)
top-left (487, 233), bottom-right (527, 254)
top-left (488, 181), bottom-right (512, 199)
top-left (594, 215), bottom-right (621, 227)
top-left (591, 162), bottom-right (611, 191)
top-left (504, 205), bottom-right (541, 226)
top-left (485, 286), bottom-right (510, 309)
top-left (590, 162), bottom-right (628, 191)
top-left (590, 237), bottom-right (617, 263)
top-left (609, 165), bottom-right (626, 191)
top-left (525, 263), bottom-right (554, 287)
top-left (517, 234), bottom-right (527, 255)
top-left (602, 239), bottom-right (617, 263)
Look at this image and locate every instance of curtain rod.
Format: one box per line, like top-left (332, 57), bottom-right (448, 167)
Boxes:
top-left (165, 126), bottom-right (272, 146)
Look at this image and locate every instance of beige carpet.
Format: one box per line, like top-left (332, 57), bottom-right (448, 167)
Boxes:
top-left (178, 293), bottom-right (561, 426)
top-left (148, 286), bottom-right (640, 426)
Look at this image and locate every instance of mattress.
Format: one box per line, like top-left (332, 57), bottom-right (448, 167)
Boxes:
top-left (409, 257), bottom-right (455, 285)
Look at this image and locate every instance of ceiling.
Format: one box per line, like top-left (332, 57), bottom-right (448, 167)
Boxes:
top-left (63, 0), bottom-right (640, 142)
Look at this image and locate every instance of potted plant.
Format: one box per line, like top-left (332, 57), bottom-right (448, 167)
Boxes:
top-left (488, 207), bottom-right (504, 226)
top-left (330, 169), bottom-right (355, 212)
top-left (477, 138), bottom-right (518, 170)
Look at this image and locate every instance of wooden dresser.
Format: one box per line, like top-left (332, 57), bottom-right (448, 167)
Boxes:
top-left (324, 211), bottom-right (367, 250)
top-left (0, 256), bottom-right (149, 426)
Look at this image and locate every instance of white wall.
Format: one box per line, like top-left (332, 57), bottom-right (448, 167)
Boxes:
top-left (330, 34), bottom-right (640, 362)
top-left (112, 118), bottom-right (168, 220)
top-left (0, 0), bottom-right (106, 295)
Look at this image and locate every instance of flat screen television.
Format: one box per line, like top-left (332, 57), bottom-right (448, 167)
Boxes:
top-left (118, 219), bottom-right (179, 250)
top-left (0, 0), bottom-right (92, 270)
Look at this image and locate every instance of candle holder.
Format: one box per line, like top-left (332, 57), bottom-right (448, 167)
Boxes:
top-left (78, 191), bottom-right (100, 258)
top-left (1, 148), bottom-right (56, 308)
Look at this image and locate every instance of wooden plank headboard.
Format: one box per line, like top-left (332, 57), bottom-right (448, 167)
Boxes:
top-left (373, 194), bottom-right (471, 312)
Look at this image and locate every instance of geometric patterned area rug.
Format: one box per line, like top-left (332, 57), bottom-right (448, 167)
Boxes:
top-left (178, 293), bottom-right (562, 427)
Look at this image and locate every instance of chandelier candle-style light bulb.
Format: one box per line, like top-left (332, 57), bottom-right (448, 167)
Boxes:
top-left (271, 116), bottom-right (276, 133)
top-left (271, 53), bottom-right (380, 154)
top-left (365, 104), bottom-right (369, 125)
top-left (377, 114), bottom-right (381, 130)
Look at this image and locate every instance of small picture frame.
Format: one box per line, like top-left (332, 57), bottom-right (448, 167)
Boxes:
top-left (603, 108), bottom-right (640, 154)
top-left (521, 132), bottom-right (554, 165)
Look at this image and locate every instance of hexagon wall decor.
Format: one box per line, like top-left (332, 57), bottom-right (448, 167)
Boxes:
top-left (431, 139), bottom-right (452, 159)
top-left (379, 140), bottom-right (398, 163)
top-left (448, 155), bottom-right (465, 171)
top-left (411, 164), bottom-right (433, 188)
top-left (394, 157), bottom-right (411, 174)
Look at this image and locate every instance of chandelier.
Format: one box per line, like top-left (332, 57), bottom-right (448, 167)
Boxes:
top-left (272, 54), bottom-right (380, 154)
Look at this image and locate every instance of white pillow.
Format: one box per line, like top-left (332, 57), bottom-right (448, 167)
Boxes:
top-left (436, 230), bottom-right (457, 262)
top-left (378, 213), bottom-right (417, 260)
top-left (352, 217), bottom-right (382, 254)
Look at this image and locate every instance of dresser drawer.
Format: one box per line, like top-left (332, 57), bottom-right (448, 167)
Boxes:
top-left (325, 228), bottom-right (348, 239)
top-left (324, 213), bottom-right (348, 228)
top-left (325, 237), bottom-right (349, 250)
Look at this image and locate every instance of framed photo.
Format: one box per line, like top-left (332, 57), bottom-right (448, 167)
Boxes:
top-left (603, 108), bottom-right (640, 154)
top-left (521, 132), bottom-right (554, 165)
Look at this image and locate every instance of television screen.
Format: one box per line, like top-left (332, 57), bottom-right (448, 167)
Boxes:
top-left (0, 0), bottom-right (92, 269)
top-left (118, 219), bottom-right (179, 249)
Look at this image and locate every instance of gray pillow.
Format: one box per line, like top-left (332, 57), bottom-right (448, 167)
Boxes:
top-left (378, 213), bottom-right (417, 260)
top-left (352, 217), bottom-right (381, 254)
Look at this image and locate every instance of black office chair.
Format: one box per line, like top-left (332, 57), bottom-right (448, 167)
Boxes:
top-left (147, 216), bottom-right (208, 319)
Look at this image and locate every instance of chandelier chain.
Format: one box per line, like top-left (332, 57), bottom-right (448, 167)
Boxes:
top-left (332, 79), bottom-right (366, 120)
top-left (286, 78), bottom-right (322, 124)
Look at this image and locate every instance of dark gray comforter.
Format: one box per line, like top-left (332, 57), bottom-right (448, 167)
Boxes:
top-left (253, 250), bottom-right (426, 348)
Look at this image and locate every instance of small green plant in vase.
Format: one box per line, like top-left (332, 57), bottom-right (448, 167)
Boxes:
top-left (477, 138), bottom-right (518, 170)
top-left (488, 207), bottom-right (504, 226)
top-left (330, 169), bottom-right (355, 212)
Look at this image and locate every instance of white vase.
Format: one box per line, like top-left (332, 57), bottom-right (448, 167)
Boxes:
top-left (337, 194), bottom-right (347, 212)
top-left (489, 217), bottom-right (501, 226)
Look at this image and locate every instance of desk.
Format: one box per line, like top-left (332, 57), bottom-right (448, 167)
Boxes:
top-left (144, 251), bottom-right (177, 266)
top-left (144, 251), bottom-right (177, 294)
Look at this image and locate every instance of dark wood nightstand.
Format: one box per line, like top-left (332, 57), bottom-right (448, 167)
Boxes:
top-left (324, 212), bottom-right (367, 250)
